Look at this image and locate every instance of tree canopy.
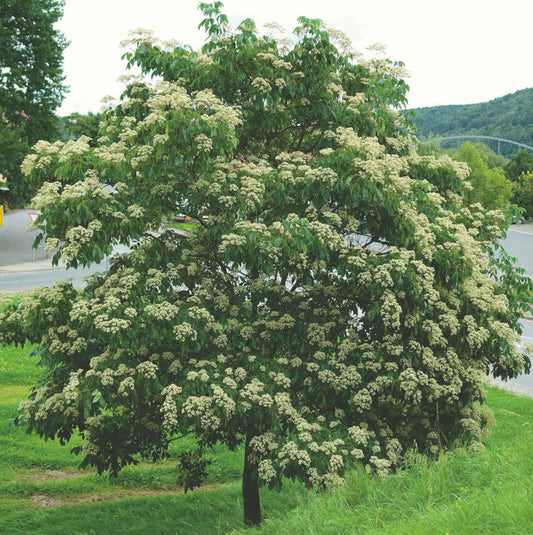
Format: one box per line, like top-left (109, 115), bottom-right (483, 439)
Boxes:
top-left (417, 140), bottom-right (516, 214)
top-left (0, 0), bottom-right (68, 203)
top-left (59, 112), bottom-right (102, 146)
top-left (504, 149), bottom-right (533, 182)
top-left (1, 4), bottom-right (531, 527)
top-left (453, 142), bottom-right (512, 211)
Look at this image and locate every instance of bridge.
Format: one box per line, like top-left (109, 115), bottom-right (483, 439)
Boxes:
top-left (438, 135), bottom-right (533, 155)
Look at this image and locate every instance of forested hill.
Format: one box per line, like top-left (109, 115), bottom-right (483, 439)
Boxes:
top-left (410, 87), bottom-right (533, 155)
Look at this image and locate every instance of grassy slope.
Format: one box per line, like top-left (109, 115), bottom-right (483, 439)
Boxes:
top-left (0, 343), bottom-right (532, 535)
top-left (236, 387), bottom-right (533, 535)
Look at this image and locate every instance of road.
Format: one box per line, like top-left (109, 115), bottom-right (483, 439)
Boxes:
top-left (500, 226), bottom-right (533, 278)
top-left (498, 227), bottom-right (533, 390)
top-left (0, 263), bottom-right (109, 292)
top-left (0, 209), bottom-right (128, 291)
top-left (0, 209), bottom-right (49, 266)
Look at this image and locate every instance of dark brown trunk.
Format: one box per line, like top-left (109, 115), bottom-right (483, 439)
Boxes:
top-left (242, 430), bottom-right (261, 526)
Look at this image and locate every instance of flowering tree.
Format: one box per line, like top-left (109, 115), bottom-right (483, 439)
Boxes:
top-left (1, 4), bottom-right (531, 527)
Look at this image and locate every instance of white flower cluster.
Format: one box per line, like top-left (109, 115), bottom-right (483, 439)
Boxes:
top-left (137, 361), bottom-right (158, 380)
top-left (195, 133), bottom-right (213, 153)
top-left (58, 136), bottom-right (91, 163)
top-left (32, 181), bottom-right (62, 209)
top-left (161, 384), bottom-right (183, 430)
top-left (251, 77), bottom-right (272, 93)
top-left (174, 322), bottom-right (197, 342)
top-left (61, 221), bottom-right (103, 261)
top-left (146, 301), bottom-right (179, 321)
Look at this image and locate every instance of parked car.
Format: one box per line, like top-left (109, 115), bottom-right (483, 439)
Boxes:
top-left (510, 214), bottom-right (525, 225)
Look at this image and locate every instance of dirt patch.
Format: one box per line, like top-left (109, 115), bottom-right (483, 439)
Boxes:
top-left (31, 494), bottom-right (63, 508)
top-left (24, 459), bottom-right (178, 483)
top-left (24, 467), bottom-right (89, 483)
top-left (29, 483), bottom-right (230, 509)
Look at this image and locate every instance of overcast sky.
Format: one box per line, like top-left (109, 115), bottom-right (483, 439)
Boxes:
top-left (56, 0), bottom-right (533, 116)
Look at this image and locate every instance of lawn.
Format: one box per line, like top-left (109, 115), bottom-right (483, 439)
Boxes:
top-left (168, 221), bottom-right (196, 232)
top-left (0, 342), bottom-right (532, 534)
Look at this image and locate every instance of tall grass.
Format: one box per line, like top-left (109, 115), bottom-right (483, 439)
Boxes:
top-left (0, 341), bottom-right (532, 534)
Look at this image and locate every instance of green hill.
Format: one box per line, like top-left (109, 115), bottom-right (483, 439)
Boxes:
top-left (410, 88), bottom-right (533, 156)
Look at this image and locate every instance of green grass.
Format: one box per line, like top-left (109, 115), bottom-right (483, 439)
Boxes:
top-left (0, 344), bottom-right (42, 385)
top-left (0, 343), bottom-right (532, 534)
top-left (169, 221), bottom-right (196, 232)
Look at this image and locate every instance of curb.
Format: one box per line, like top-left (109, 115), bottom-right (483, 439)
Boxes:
top-left (0, 260), bottom-right (64, 274)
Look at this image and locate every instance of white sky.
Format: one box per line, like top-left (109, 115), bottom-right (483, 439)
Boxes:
top-left (56, 0), bottom-right (533, 116)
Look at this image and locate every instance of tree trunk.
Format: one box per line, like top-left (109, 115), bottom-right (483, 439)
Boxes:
top-left (242, 430), bottom-right (261, 526)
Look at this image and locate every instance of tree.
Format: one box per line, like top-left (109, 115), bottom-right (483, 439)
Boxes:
top-left (59, 112), bottom-right (102, 146)
top-left (453, 142), bottom-right (513, 211)
top-left (511, 173), bottom-right (533, 217)
top-left (0, 113), bottom-right (28, 204)
top-left (417, 141), bottom-right (512, 212)
top-left (0, 4), bottom-right (531, 527)
top-left (503, 150), bottom-right (533, 216)
top-left (467, 142), bottom-right (507, 170)
top-left (0, 0), bottom-right (68, 204)
top-left (504, 149), bottom-right (533, 182)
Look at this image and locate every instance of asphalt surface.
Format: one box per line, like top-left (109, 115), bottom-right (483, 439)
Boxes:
top-left (0, 209), bottom-right (126, 291)
top-left (1, 209), bottom-right (533, 396)
top-left (500, 224), bottom-right (533, 278)
top-left (0, 209), bottom-right (49, 266)
top-left (0, 263), bottom-right (109, 292)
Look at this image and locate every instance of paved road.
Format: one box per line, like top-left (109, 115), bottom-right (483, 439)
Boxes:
top-left (0, 210), bottom-right (48, 266)
top-left (497, 227), bottom-right (533, 389)
top-left (0, 209), bottom-right (128, 291)
top-left (0, 263), bottom-right (109, 292)
top-left (501, 226), bottom-right (533, 278)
